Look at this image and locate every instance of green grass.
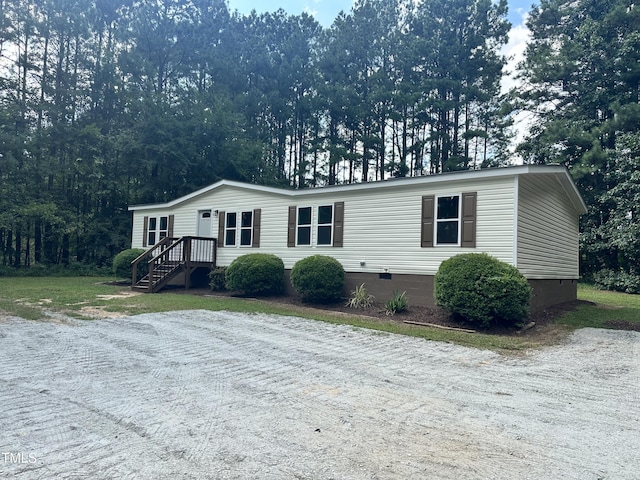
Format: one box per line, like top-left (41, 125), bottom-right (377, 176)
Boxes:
top-left (559, 283), bottom-right (640, 329)
top-left (1, 277), bottom-right (637, 352)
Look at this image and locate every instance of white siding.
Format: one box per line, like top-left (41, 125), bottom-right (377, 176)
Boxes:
top-left (131, 177), bottom-right (516, 276)
top-left (517, 174), bottom-right (581, 278)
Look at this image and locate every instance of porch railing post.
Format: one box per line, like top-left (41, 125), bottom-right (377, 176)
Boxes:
top-left (148, 259), bottom-right (155, 293)
top-left (184, 237), bottom-right (192, 290)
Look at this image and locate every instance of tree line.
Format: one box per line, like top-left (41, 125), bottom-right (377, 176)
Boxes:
top-left (518, 0), bottom-right (640, 290)
top-left (0, 0), bottom-right (638, 289)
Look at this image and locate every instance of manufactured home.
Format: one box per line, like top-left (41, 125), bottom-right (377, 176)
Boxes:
top-left (128, 165), bottom-right (587, 311)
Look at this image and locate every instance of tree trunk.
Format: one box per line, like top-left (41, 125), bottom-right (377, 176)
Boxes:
top-left (34, 220), bottom-right (42, 263)
top-left (14, 229), bottom-right (21, 268)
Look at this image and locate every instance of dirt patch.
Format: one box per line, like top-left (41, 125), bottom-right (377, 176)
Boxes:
top-left (77, 306), bottom-right (128, 319)
top-left (72, 291), bottom-right (143, 319)
top-left (95, 292), bottom-right (142, 301)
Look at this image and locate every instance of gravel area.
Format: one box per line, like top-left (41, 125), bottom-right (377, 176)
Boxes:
top-left (1, 310), bottom-right (638, 479)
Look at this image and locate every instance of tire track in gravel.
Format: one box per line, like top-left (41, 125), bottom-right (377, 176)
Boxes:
top-left (0, 312), bottom-right (638, 480)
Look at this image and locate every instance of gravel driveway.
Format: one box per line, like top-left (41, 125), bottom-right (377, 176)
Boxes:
top-left (1, 310), bottom-right (638, 479)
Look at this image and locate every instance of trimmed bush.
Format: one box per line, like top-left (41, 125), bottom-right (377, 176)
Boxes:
top-left (113, 248), bottom-right (146, 281)
top-left (290, 255), bottom-right (344, 303)
top-left (209, 267), bottom-right (228, 291)
top-left (225, 253), bottom-right (284, 296)
top-left (434, 253), bottom-right (531, 328)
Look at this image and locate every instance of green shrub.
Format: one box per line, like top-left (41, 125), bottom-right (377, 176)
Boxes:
top-left (209, 267), bottom-right (228, 291)
top-left (434, 253), bottom-right (531, 328)
top-left (290, 255), bottom-right (344, 303)
top-left (113, 248), bottom-right (147, 281)
top-left (225, 254), bottom-right (284, 296)
top-left (346, 283), bottom-right (375, 309)
top-left (593, 269), bottom-right (640, 294)
top-left (385, 290), bottom-right (408, 316)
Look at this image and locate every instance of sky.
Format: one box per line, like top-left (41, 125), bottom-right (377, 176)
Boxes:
top-left (225, 0), bottom-right (537, 28)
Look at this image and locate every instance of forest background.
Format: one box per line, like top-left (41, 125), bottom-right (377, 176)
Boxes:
top-left (0, 0), bottom-right (639, 291)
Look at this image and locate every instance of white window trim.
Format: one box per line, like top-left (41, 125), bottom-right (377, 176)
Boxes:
top-left (224, 211), bottom-right (253, 247)
top-left (295, 205), bottom-right (335, 247)
top-left (316, 204), bottom-right (334, 246)
top-left (224, 212), bottom-right (237, 247)
top-left (148, 216), bottom-right (169, 245)
top-left (239, 211), bottom-right (253, 247)
top-left (296, 206), bottom-right (313, 246)
top-left (434, 194), bottom-right (462, 247)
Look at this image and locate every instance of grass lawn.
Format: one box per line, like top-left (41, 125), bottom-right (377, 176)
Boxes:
top-left (558, 283), bottom-right (640, 329)
top-left (0, 277), bottom-right (638, 352)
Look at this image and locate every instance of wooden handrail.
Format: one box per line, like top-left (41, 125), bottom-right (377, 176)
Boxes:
top-left (133, 236), bottom-right (217, 292)
top-left (131, 237), bottom-right (176, 286)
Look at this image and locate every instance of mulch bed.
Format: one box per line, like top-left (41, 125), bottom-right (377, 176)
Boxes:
top-left (167, 285), bottom-right (596, 337)
top-left (603, 319), bottom-right (640, 332)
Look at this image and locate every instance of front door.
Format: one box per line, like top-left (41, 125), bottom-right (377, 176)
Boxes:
top-left (197, 210), bottom-right (212, 237)
top-left (193, 210), bottom-right (213, 262)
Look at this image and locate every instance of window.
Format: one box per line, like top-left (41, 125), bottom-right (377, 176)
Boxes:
top-left (288, 203), bottom-right (343, 248)
top-left (225, 213), bottom-right (237, 246)
top-left (436, 195), bottom-right (460, 245)
top-left (421, 193), bottom-right (476, 248)
top-left (218, 209), bottom-right (260, 248)
top-left (297, 207), bottom-right (312, 245)
top-left (240, 211), bottom-right (253, 246)
top-left (147, 216), bottom-right (169, 246)
top-left (317, 205), bottom-right (333, 245)
top-left (225, 211), bottom-right (253, 247)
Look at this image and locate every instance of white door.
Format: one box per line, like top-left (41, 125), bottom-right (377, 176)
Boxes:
top-left (197, 210), bottom-right (212, 237)
top-left (194, 210), bottom-right (213, 261)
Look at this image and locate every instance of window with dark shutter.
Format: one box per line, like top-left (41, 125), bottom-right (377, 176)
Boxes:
top-left (287, 202), bottom-right (344, 247)
top-left (220, 210), bottom-right (257, 248)
top-left (145, 215), bottom-right (170, 246)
